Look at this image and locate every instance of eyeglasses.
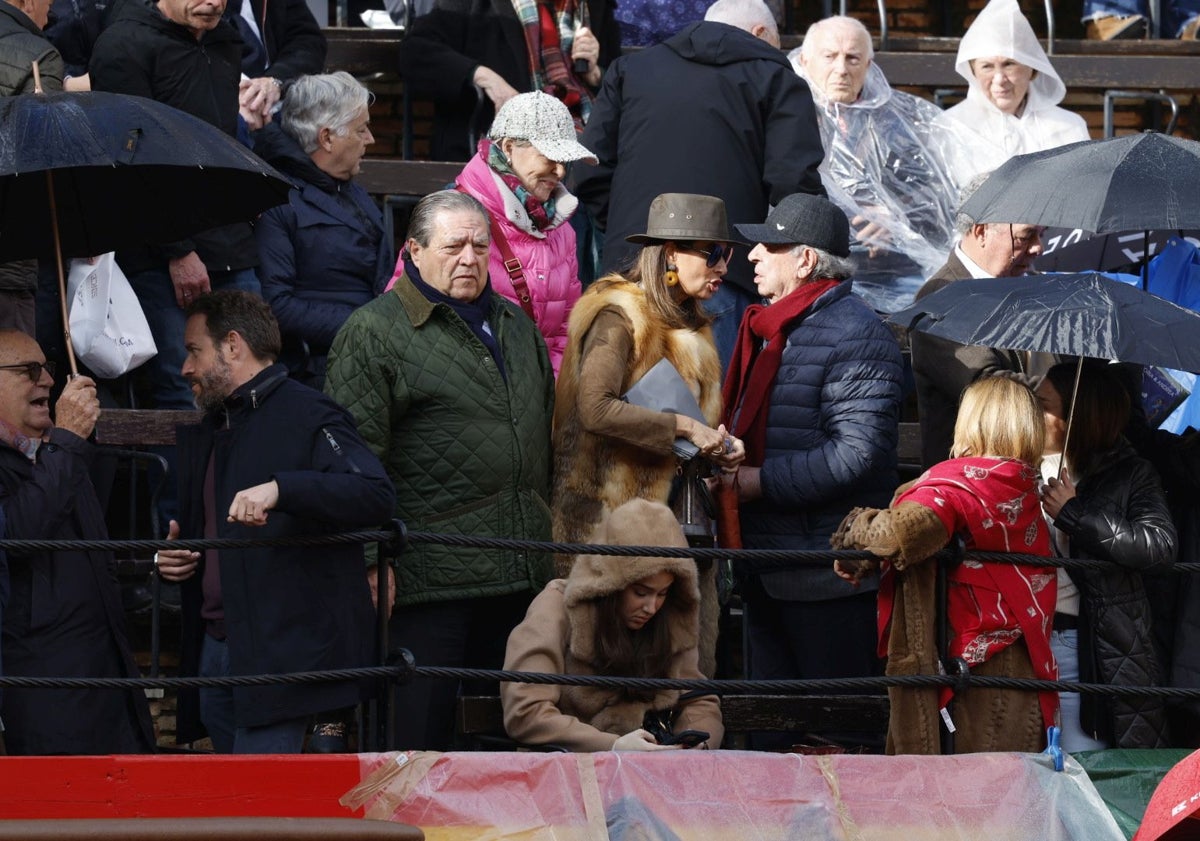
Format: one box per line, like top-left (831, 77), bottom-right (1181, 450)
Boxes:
top-left (0, 360), bottom-right (56, 383)
top-left (677, 242), bottom-right (735, 268)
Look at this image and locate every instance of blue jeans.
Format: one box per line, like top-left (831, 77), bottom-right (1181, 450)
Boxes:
top-left (199, 635), bottom-right (309, 754)
top-left (127, 265), bottom-right (260, 409)
top-left (1083, 0), bottom-right (1200, 35)
top-left (704, 283), bottom-right (761, 377)
top-left (1051, 629), bottom-right (1109, 752)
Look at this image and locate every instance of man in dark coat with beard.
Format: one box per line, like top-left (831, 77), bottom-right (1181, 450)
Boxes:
top-left (154, 291), bottom-right (394, 753)
top-left (573, 0), bottom-right (826, 371)
top-left (0, 330), bottom-right (154, 755)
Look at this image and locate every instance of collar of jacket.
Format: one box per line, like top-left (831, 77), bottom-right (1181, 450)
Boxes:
top-left (125, 0), bottom-right (240, 46)
top-left (210, 362), bottom-right (289, 427)
top-left (392, 272), bottom-right (511, 329)
top-left (0, 1), bottom-right (42, 37)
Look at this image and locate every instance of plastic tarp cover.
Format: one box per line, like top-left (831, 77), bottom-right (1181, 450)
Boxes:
top-left (1074, 749), bottom-right (1194, 840)
top-left (344, 750), bottom-right (1127, 841)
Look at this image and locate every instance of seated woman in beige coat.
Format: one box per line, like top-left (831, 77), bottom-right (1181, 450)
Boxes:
top-left (501, 498), bottom-right (724, 751)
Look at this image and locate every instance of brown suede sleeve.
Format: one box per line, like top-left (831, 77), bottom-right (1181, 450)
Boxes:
top-left (575, 308), bottom-right (676, 454)
top-left (834, 502), bottom-right (950, 571)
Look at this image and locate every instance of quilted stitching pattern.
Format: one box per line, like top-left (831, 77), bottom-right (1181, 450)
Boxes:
top-left (328, 281), bottom-right (555, 606)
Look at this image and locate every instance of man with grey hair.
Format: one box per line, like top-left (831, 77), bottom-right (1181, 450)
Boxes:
top-left (574, 0), bottom-right (825, 372)
top-left (255, 72), bottom-right (389, 390)
top-left (792, 15), bottom-right (959, 314)
top-left (326, 189), bottom-right (555, 751)
top-left (910, 176), bottom-right (1047, 467)
top-left (721, 193), bottom-right (903, 747)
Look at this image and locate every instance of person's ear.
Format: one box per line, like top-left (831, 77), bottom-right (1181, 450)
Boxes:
top-left (971, 223), bottom-right (989, 245)
top-left (318, 126), bottom-right (334, 152)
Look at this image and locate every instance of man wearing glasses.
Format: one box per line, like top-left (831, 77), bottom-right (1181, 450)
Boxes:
top-left (0, 330), bottom-right (154, 755)
top-left (910, 175), bottom-right (1047, 469)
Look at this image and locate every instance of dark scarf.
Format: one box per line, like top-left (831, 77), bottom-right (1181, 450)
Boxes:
top-left (721, 279), bottom-right (839, 464)
top-left (407, 260), bottom-right (507, 382)
top-left (483, 139), bottom-right (556, 231)
top-left (513, 0), bottom-right (593, 128)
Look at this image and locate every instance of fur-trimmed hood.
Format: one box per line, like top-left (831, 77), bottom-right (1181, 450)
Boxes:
top-left (563, 499), bottom-right (700, 664)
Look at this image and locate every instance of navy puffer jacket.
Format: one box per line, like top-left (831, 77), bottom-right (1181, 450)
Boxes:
top-left (255, 123), bottom-right (392, 386)
top-left (738, 282), bottom-right (904, 601)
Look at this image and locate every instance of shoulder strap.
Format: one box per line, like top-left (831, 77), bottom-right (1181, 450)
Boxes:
top-left (454, 184), bottom-right (536, 321)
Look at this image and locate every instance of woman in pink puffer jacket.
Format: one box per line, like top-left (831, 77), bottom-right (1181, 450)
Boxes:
top-left (390, 91), bottom-right (596, 376)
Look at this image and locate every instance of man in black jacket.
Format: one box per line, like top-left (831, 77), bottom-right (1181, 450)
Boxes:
top-left (89, 0), bottom-right (260, 413)
top-left (0, 330), bottom-right (155, 755)
top-left (155, 291), bottom-right (395, 753)
top-left (398, 0), bottom-right (620, 163)
top-left (574, 0), bottom-right (826, 372)
top-left (226, 0), bottom-right (326, 129)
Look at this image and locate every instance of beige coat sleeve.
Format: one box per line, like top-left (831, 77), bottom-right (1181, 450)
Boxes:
top-left (671, 649), bottom-right (725, 749)
top-left (575, 308), bottom-right (677, 454)
top-left (501, 582), bottom-right (621, 751)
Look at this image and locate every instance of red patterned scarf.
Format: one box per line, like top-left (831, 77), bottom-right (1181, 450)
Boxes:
top-left (512, 0), bottom-right (593, 128)
top-left (720, 279), bottom-right (839, 465)
top-left (883, 457), bottom-right (1058, 730)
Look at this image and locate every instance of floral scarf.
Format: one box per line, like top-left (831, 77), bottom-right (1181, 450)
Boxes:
top-left (484, 139), bottom-right (557, 231)
top-left (0, 417), bottom-right (39, 462)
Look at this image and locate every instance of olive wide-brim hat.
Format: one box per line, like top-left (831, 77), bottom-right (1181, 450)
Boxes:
top-left (626, 193), bottom-right (740, 246)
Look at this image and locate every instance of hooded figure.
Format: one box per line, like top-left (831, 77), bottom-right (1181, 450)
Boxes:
top-left (501, 498), bottom-right (724, 751)
top-left (792, 51), bottom-right (959, 313)
top-left (934, 0), bottom-right (1089, 189)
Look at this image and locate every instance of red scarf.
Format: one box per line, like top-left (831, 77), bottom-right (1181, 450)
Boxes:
top-left (516, 0), bottom-right (592, 128)
top-left (720, 279), bottom-right (839, 465)
top-left (882, 457), bottom-right (1058, 730)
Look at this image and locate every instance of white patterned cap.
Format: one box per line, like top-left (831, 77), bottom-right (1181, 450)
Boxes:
top-left (487, 91), bottom-right (598, 165)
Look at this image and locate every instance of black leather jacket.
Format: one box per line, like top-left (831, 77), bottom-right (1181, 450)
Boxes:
top-left (1054, 438), bottom-right (1176, 747)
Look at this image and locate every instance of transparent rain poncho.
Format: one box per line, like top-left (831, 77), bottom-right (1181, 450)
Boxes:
top-left (792, 57), bottom-right (960, 313)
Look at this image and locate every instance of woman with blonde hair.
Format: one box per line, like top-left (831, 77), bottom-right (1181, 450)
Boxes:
top-left (832, 376), bottom-right (1058, 754)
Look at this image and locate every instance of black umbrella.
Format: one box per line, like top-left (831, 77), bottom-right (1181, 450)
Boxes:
top-left (0, 90), bottom-right (290, 260)
top-left (891, 271), bottom-right (1200, 466)
top-left (890, 271), bottom-right (1200, 373)
top-left (0, 88), bottom-right (291, 371)
top-left (958, 133), bottom-right (1200, 234)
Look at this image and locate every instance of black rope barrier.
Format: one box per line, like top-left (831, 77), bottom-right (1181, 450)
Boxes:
top-left (1, 664), bottom-right (1199, 700)
top-left (2, 529), bottom-right (1197, 574)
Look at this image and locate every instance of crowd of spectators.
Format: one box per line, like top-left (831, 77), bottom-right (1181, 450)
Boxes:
top-left (0, 0), bottom-right (1195, 760)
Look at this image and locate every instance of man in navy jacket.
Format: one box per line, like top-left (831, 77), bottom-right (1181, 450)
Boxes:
top-left (155, 291), bottom-right (395, 753)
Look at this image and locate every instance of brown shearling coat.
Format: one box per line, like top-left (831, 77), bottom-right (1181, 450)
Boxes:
top-left (501, 501), bottom-right (724, 750)
top-left (835, 500), bottom-right (1044, 754)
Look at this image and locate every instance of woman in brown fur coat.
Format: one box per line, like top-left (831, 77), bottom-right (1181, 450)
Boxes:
top-left (551, 194), bottom-right (746, 673)
top-left (501, 499), bottom-right (724, 750)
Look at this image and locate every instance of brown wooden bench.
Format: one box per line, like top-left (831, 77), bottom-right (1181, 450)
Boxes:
top-left (458, 693), bottom-right (891, 749)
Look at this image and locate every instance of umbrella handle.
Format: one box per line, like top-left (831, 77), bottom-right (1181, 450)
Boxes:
top-left (46, 171), bottom-right (79, 377)
top-left (31, 60), bottom-right (42, 95)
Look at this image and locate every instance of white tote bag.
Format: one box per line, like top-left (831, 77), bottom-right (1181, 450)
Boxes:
top-left (66, 253), bottom-right (158, 379)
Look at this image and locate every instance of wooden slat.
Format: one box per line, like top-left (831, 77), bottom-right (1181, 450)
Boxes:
top-left (458, 694), bottom-right (890, 739)
top-left (874, 50), bottom-right (1200, 91)
top-left (323, 28), bottom-right (402, 76)
top-left (356, 159), bottom-right (462, 198)
top-left (95, 409), bottom-right (202, 447)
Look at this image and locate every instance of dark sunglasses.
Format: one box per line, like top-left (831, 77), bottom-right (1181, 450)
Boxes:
top-left (0, 360), bottom-right (55, 383)
top-left (678, 241), bottom-right (735, 268)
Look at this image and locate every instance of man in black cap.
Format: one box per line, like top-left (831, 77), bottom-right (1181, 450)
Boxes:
top-left (720, 193), bottom-right (903, 746)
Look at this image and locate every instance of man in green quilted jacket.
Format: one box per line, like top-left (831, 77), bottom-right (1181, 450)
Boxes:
top-left (326, 189), bottom-right (555, 750)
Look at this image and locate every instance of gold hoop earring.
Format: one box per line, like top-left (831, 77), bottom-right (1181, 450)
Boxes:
top-left (665, 264), bottom-right (679, 286)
